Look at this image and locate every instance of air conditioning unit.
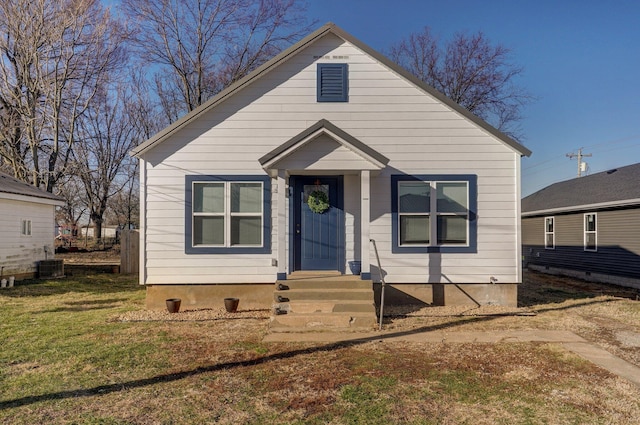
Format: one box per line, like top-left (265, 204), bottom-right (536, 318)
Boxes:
top-left (39, 260), bottom-right (64, 278)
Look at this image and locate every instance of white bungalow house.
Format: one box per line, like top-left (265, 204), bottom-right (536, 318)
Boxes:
top-left (131, 23), bottom-right (531, 315)
top-left (0, 171), bottom-right (65, 280)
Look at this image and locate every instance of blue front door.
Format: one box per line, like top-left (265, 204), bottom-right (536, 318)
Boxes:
top-left (292, 176), bottom-right (344, 271)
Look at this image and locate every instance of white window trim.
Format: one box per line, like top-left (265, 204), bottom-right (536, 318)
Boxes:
top-left (21, 219), bottom-right (32, 236)
top-left (584, 213), bottom-right (597, 252)
top-left (192, 181), bottom-right (264, 248)
top-left (397, 180), bottom-right (470, 248)
top-left (544, 216), bottom-right (555, 249)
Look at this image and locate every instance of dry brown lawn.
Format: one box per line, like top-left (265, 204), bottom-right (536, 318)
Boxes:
top-left (3, 264), bottom-right (640, 424)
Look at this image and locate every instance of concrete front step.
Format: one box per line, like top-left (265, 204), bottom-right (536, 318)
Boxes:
top-left (271, 272), bottom-right (377, 332)
top-left (276, 300), bottom-right (375, 314)
top-left (274, 288), bottom-right (373, 301)
top-left (269, 312), bottom-right (378, 331)
top-left (276, 279), bottom-right (372, 291)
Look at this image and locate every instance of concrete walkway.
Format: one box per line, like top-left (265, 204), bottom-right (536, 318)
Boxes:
top-left (264, 330), bottom-right (640, 388)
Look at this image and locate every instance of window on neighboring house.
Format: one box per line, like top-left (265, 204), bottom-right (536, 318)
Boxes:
top-left (391, 175), bottom-right (477, 253)
top-left (185, 175), bottom-right (271, 254)
top-left (584, 213), bottom-right (597, 251)
top-left (21, 219), bottom-right (32, 236)
top-left (545, 217), bottom-right (554, 249)
top-left (317, 63), bottom-right (348, 102)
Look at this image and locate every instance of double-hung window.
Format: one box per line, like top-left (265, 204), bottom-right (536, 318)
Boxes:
top-left (185, 175), bottom-right (271, 254)
top-left (584, 213), bottom-right (597, 251)
top-left (392, 175), bottom-right (477, 253)
top-left (544, 217), bottom-right (555, 249)
top-left (21, 219), bottom-right (32, 236)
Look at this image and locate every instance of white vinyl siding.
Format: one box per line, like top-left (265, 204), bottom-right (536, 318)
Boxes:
top-left (0, 198), bottom-right (57, 275)
top-left (140, 32), bottom-right (522, 285)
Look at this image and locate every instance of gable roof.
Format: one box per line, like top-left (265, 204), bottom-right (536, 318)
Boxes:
top-left (131, 23), bottom-right (531, 158)
top-left (259, 119), bottom-right (389, 172)
top-left (0, 171), bottom-right (65, 205)
top-left (522, 162), bottom-right (640, 216)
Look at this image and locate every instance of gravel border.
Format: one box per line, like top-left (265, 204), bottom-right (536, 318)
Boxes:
top-left (114, 308), bottom-right (271, 322)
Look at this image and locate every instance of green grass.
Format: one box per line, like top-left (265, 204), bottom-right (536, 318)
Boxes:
top-left (0, 276), bottom-right (166, 400)
top-left (1, 274), bottom-right (640, 424)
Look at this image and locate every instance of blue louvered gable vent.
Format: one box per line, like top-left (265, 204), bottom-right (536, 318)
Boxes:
top-left (317, 63), bottom-right (348, 102)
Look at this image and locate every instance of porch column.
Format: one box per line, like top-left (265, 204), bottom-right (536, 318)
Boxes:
top-left (276, 169), bottom-right (287, 280)
top-left (360, 170), bottom-right (371, 280)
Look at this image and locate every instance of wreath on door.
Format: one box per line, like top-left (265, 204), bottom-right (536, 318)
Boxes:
top-left (307, 190), bottom-right (330, 214)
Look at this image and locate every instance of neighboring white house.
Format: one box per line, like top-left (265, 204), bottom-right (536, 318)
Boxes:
top-left (131, 23), bottom-right (531, 310)
top-left (80, 225), bottom-right (118, 240)
top-left (0, 171), bottom-right (65, 279)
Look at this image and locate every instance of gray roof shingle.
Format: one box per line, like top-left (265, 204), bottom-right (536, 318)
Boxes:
top-left (0, 171), bottom-right (64, 203)
top-left (521, 162), bottom-right (640, 214)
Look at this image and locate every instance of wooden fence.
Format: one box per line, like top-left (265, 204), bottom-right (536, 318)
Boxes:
top-left (120, 230), bottom-right (139, 274)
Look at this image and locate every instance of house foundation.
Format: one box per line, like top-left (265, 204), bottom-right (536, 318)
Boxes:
top-left (146, 281), bottom-right (518, 311)
top-left (375, 283), bottom-right (518, 307)
top-left (146, 284), bottom-right (275, 311)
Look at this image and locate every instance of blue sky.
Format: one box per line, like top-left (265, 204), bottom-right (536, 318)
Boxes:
top-left (306, 0), bottom-right (640, 196)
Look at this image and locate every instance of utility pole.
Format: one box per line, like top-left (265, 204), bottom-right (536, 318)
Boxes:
top-left (566, 148), bottom-right (592, 177)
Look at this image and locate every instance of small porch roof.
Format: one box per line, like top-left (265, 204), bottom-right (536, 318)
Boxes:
top-left (259, 119), bottom-right (389, 175)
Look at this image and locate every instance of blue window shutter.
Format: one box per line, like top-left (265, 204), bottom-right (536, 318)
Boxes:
top-left (317, 63), bottom-right (348, 102)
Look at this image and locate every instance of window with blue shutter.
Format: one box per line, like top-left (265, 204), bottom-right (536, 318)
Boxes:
top-left (317, 63), bottom-right (348, 102)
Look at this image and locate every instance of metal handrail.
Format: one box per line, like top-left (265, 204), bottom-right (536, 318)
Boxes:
top-left (370, 239), bottom-right (385, 330)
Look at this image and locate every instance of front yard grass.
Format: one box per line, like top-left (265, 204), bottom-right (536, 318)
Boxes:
top-left (1, 273), bottom-right (640, 424)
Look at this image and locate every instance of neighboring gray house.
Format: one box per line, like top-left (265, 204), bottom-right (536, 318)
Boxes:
top-left (132, 23), bottom-right (531, 311)
top-left (0, 171), bottom-right (65, 279)
top-left (522, 163), bottom-right (640, 288)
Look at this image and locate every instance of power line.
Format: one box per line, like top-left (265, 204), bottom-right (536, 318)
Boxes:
top-left (523, 134), bottom-right (640, 171)
top-left (566, 148), bottom-right (592, 177)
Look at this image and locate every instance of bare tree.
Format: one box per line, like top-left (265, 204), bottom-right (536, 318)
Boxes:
top-left (55, 174), bottom-right (87, 240)
top-left (390, 27), bottom-right (532, 138)
top-left (0, 0), bottom-right (127, 191)
top-left (107, 165), bottom-right (140, 233)
top-left (73, 85), bottom-right (141, 241)
top-left (121, 0), bottom-right (313, 122)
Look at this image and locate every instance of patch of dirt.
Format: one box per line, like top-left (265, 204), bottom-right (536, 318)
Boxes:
top-left (56, 246), bottom-right (120, 264)
top-left (616, 331), bottom-right (640, 348)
